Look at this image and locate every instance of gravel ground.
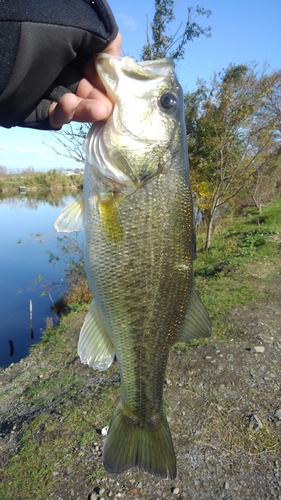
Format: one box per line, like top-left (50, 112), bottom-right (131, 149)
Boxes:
top-left (0, 272), bottom-right (281, 500)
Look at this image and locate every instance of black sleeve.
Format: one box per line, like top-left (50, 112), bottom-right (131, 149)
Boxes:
top-left (0, 0), bottom-right (118, 130)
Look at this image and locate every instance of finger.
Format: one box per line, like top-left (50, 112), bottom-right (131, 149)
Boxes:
top-left (76, 77), bottom-right (111, 103)
top-left (83, 32), bottom-right (122, 90)
top-left (71, 98), bottom-right (111, 123)
top-left (48, 94), bottom-right (78, 129)
top-left (49, 94), bottom-right (111, 128)
top-left (103, 31), bottom-right (122, 57)
top-left (75, 79), bottom-right (114, 118)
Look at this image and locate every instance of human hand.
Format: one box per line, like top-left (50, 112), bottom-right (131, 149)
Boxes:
top-left (48, 32), bottom-right (122, 129)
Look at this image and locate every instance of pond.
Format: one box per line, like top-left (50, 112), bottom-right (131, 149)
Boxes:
top-left (0, 191), bottom-right (83, 369)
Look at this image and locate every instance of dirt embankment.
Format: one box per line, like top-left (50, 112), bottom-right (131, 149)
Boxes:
top-left (0, 270), bottom-right (281, 499)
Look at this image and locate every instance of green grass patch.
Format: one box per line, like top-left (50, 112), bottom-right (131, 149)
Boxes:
top-left (0, 354), bottom-right (120, 499)
top-left (194, 197), bottom-right (281, 339)
top-left (0, 169), bottom-right (83, 192)
top-left (0, 310), bottom-right (120, 498)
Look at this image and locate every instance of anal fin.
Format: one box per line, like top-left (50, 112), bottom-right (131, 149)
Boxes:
top-left (78, 300), bottom-right (115, 371)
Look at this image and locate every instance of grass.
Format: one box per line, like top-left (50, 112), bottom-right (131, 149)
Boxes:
top-left (195, 401), bottom-right (280, 458)
top-left (0, 311), bottom-right (120, 499)
top-left (0, 169), bottom-right (83, 192)
top-left (193, 376), bottom-right (281, 459)
top-left (0, 196), bottom-right (280, 498)
top-left (193, 196), bottom-right (281, 340)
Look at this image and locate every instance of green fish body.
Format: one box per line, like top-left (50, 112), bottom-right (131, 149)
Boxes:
top-left (55, 55), bottom-right (211, 479)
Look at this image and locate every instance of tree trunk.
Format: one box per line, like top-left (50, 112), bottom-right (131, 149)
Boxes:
top-left (205, 210), bottom-right (215, 251)
top-left (252, 194), bottom-right (263, 214)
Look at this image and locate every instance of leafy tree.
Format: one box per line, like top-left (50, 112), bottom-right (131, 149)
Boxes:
top-left (141, 2), bottom-right (211, 61)
top-left (260, 70), bottom-right (281, 136)
top-left (186, 64), bottom-right (281, 249)
top-left (235, 157), bottom-right (281, 215)
top-left (21, 166), bottom-right (35, 177)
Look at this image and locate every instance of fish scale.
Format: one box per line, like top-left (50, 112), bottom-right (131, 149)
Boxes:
top-left (84, 149), bottom-right (192, 462)
top-left (55, 54), bottom-right (211, 479)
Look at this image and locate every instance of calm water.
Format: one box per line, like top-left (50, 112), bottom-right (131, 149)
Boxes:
top-left (0, 192), bottom-right (83, 369)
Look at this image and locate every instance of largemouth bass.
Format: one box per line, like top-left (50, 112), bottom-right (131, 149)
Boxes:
top-left (55, 55), bottom-right (211, 479)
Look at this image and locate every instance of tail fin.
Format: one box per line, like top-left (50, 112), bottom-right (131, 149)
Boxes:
top-left (103, 402), bottom-right (176, 479)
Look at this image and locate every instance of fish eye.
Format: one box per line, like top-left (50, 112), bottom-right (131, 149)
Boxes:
top-left (159, 92), bottom-right (177, 112)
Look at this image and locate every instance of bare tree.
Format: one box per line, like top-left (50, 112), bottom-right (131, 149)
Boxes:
top-left (47, 123), bottom-right (90, 164)
top-left (141, 2), bottom-right (211, 61)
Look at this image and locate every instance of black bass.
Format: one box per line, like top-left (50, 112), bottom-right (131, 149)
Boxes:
top-left (55, 55), bottom-right (211, 479)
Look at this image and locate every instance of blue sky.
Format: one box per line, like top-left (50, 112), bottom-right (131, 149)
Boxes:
top-left (1, 0), bottom-right (281, 172)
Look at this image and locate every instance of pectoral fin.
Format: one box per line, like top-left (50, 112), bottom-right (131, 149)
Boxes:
top-left (177, 285), bottom-right (212, 342)
top-left (98, 194), bottom-right (122, 244)
top-left (54, 197), bottom-right (85, 233)
top-left (78, 300), bottom-right (115, 371)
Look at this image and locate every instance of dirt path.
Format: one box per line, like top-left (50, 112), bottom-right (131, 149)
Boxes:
top-left (0, 268), bottom-right (280, 499)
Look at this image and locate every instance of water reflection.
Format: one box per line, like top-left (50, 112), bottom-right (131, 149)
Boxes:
top-left (0, 191), bottom-right (83, 369)
top-left (0, 188), bottom-right (78, 208)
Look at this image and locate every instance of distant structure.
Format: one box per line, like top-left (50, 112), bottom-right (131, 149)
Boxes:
top-left (62, 168), bottom-right (84, 176)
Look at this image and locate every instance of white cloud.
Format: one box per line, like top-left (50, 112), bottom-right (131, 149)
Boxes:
top-left (14, 146), bottom-right (39, 154)
top-left (117, 14), bottom-right (137, 32)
